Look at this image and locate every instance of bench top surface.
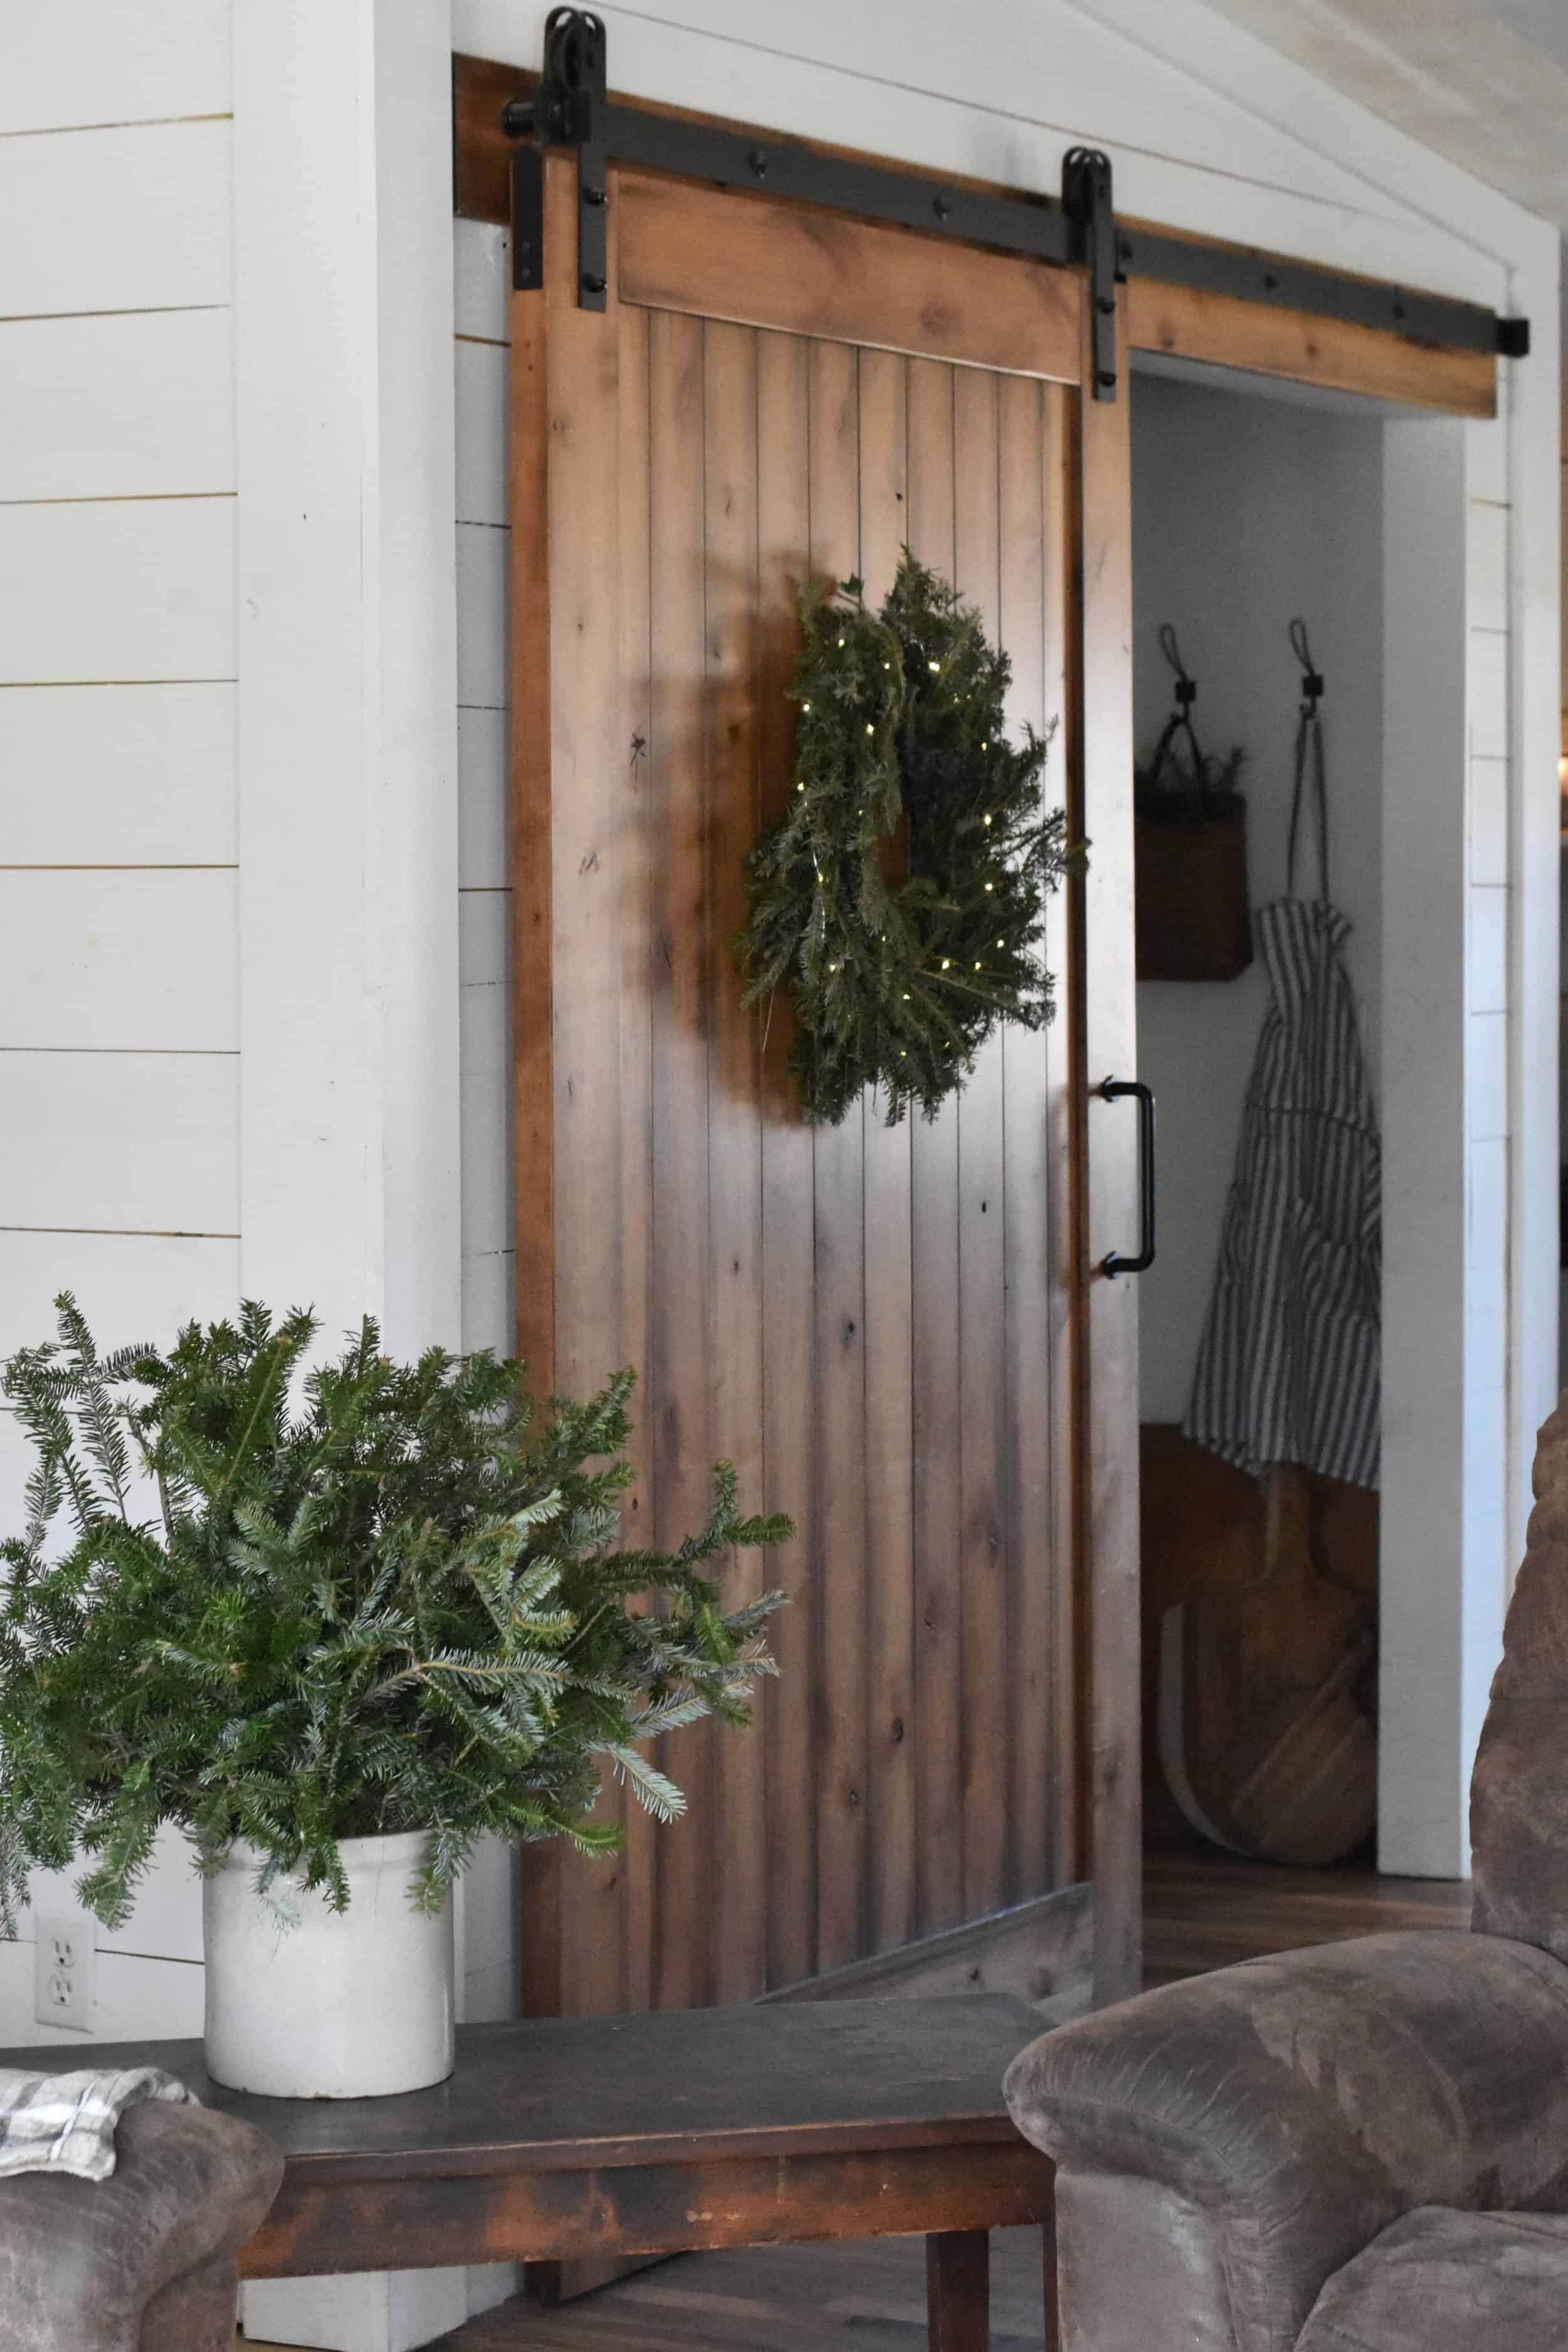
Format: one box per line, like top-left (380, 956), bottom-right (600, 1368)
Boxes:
top-left (0, 1994), bottom-right (1043, 2181)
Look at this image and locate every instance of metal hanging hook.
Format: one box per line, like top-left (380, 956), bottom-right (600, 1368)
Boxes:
top-left (1158, 622), bottom-right (1197, 711)
top-left (1289, 616), bottom-right (1325, 713)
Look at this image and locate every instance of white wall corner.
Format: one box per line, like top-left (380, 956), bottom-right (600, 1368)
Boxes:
top-left (235, 0), bottom-right (460, 1360)
top-left (1379, 415), bottom-right (1471, 1877)
top-left (1505, 224), bottom-right (1563, 1577)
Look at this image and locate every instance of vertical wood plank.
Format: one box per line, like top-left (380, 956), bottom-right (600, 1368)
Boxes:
top-left (1042, 384), bottom-right (1081, 1892)
top-left (617, 297), bottom-right (657, 2018)
top-left (952, 365), bottom-right (1009, 1924)
top-left (703, 319), bottom-right (768, 2005)
top-left (545, 199), bottom-right (628, 2033)
top-left (997, 372), bottom-right (1053, 1904)
top-left (1073, 299), bottom-right (1142, 2004)
top-left (647, 305), bottom-right (715, 2013)
top-left (857, 346), bottom-right (917, 1958)
top-left (509, 154), bottom-right (568, 1401)
top-left (510, 151), bottom-right (576, 2027)
top-left (756, 328), bottom-right (817, 1993)
top-left (807, 334), bottom-right (870, 1976)
top-left (906, 358), bottom-right (964, 1939)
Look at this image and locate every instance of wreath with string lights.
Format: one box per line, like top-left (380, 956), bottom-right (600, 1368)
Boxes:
top-left (738, 551), bottom-right (1074, 1126)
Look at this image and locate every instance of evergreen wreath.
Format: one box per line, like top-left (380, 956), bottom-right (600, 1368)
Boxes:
top-left (738, 551), bottom-right (1073, 1126)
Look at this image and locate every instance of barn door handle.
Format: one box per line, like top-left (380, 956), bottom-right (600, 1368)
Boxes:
top-left (1096, 1078), bottom-right (1156, 1278)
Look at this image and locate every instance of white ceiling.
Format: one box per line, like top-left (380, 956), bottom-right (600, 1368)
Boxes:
top-left (1194, 0), bottom-right (1568, 238)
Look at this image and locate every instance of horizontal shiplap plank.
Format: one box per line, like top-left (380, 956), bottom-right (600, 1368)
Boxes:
top-left (1464, 1010), bottom-right (1507, 1143)
top-left (0, 1227), bottom-right (238, 1359)
top-left (1468, 885), bottom-right (1507, 1016)
top-left (4, 1), bottom-right (228, 135)
top-left (0, 497), bottom-right (235, 685)
top-left (454, 219), bottom-right (511, 346)
top-left (455, 336), bottom-right (508, 526)
top-left (456, 522), bottom-right (509, 710)
top-left (0, 120), bottom-right (230, 318)
top-left (0, 682), bottom-right (236, 866)
top-left (0, 871), bottom-right (236, 1051)
top-left (0, 309), bottom-right (233, 503)
top-left (458, 705), bottom-right (508, 888)
top-left (1465, 408), bottom-right (1508, 509)
top-left (1465, 502), bottom-right (1508, 635)
top-left (1469, 756), bottom-right (1507, 890)
top-left (18, 1826), bottom-right (204, 1965)
top-left (0, 1050), bottom-right (238, 1234)
top-left (458, 885), bottom-right (510, 988)
top-left (1468, 629), bottom-right (1508, 760)
top-left (0, 1941), bottom-right (204, 2046)
top-left (461, 1249), bottom-right (516, 1359)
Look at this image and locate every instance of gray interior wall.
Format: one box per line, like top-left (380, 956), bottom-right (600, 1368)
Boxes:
top-left (1131, 367), bottom-right (1385, 1424)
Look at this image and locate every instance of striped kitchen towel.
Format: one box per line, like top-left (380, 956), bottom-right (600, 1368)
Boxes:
top-left (0, 2066), bottom-right (195, 2183)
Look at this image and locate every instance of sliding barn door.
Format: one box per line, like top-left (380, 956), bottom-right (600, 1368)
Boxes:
top-left (511, 154), bottom-right (1138, 2016)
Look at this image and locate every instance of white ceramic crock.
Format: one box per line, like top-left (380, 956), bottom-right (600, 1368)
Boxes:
top-left (203, 1830), bottom-right (455, 2098)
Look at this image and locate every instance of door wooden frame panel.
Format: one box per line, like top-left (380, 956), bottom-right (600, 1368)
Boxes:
top-left (457, 51), bottom-right (1498, 421)
top-left (510, 142), bottom-right (1143, 2021)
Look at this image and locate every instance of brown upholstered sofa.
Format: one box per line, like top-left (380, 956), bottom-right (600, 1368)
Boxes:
top-left (1004, 1397), bottom-right (1568, 2352)
top-left (0, 2097), bottom-right (281, 2351)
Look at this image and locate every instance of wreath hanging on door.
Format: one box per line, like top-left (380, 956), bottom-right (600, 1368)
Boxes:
top-left (738, 551), bottom-right (1074, 1126)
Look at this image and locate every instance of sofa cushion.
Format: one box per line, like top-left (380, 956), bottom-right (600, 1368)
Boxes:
top-left (1297, 2207), bottom-right (1568, 2352)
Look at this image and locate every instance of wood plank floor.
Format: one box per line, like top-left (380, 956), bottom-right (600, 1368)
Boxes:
top-left (240, 1855), bottom-right (1473, 2351)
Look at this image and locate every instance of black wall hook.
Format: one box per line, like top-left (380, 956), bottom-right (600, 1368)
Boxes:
top-left (1289, 616), bottom-right (1324, 711)
top-left (1159, 622), bottom-right (1197, 711)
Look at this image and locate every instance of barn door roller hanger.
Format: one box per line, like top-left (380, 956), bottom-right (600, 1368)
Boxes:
top-left (499, 6), bottom-right (1528, 398)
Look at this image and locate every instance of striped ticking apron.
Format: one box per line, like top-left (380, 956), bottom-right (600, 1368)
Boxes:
top-left (1182, 687), bottom-right (1381, 1490)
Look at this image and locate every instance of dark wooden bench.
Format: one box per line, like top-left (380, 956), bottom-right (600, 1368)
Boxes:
top-left (2, 1994), bottom-right (1054, 2349)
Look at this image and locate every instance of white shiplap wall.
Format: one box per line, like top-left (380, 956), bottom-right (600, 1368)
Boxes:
top-left (0, 0), bottom-right (238, 2035)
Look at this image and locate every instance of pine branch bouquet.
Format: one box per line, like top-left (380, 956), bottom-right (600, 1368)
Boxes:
top-left (738, 551), bottom-right (1075, 1126)
top-left (0, 1297), bottom-right (790, 1929)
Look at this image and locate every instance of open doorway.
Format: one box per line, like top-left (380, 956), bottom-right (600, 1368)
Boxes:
top-left (1129, 356), bottom-right (1446, 1887)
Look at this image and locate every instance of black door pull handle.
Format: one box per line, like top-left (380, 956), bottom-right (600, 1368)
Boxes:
top-left (1096, 1077), bottom-right (1156, 1278)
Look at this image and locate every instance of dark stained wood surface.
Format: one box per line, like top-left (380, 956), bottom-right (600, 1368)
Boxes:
top-left (0, 1995), bottom-right (1042, 2183)
top-left (1143, 1851), bottom-right (1472, 1985)
top-left (515, 144), bottom-right (1101, 2023)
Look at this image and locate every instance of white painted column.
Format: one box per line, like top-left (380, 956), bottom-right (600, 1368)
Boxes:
top-left (232, 1), bottom-right (466, 2343)
top-left (1504, 231), bottom-right (1563, 1571)
top-left (234, 0), bottom-right (460, 1361)
top-left (1379, 416), bottom-right (1474, 1878)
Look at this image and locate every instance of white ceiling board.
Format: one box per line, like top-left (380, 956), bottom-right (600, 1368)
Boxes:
top-left (1192, 0), bottom-right (1568, 238)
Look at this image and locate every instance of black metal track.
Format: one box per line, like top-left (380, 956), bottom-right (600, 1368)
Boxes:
top-left (602, 102), bottom-right (1076, 270)
top-left (501, 10), bottom-right (1527, 363)
top-left (599, 105), bottom-right (1520, 359)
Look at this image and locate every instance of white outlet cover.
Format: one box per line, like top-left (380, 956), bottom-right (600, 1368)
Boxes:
top-left (34, 1912), bottom-right (95, 2033)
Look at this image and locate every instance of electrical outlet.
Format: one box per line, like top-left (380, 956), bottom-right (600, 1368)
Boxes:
top-left (34, 1912), bottom-right (95, 2033)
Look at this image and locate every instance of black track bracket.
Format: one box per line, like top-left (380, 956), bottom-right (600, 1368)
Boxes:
top-left (1062, 147), bottom-right (1121, 400)
top-left (504, 6), bottom-right (608, 304)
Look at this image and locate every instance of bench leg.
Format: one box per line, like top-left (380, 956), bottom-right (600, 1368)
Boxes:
top-left (926, 2227), bottom-right (989, 2351)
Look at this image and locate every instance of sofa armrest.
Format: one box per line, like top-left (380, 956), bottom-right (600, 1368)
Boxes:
top-left (1004, 1931), bottom-right (1568, 2352)
top-left (0, 2101), bottom-right (282, 2352)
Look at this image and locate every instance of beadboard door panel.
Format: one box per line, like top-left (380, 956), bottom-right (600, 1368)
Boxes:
top-left (511, 156), bottom-right (1140, 2018)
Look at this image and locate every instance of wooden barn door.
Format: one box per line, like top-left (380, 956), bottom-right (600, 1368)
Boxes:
top-left (511, 155), bottom-right (1139, 2020)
